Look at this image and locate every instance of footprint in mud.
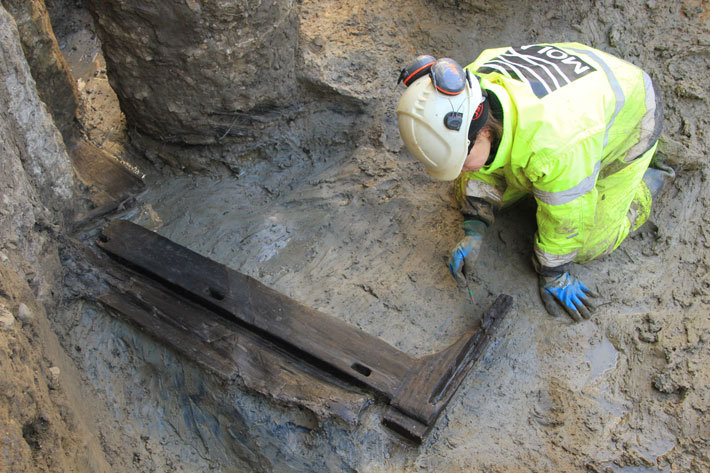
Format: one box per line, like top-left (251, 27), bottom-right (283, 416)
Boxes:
top-left (529, 377), bottom-right (571, 427)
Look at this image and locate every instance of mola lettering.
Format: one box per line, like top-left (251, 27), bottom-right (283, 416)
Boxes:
top-left (477, 44), bottom-right (596, 98)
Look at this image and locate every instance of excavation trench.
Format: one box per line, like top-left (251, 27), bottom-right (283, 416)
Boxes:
top-left (2, 0), bottom-right (709, 472)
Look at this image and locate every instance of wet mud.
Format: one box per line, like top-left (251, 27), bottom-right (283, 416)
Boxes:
top-left (38, 0), bottom-right (710, 471)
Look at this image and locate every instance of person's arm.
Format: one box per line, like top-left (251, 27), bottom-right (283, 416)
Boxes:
top-left (448, 174), bottom-right (504, 286)
top-left (527, 146), bottom-right (600, 320)
top-left (456, 173), bottom-right (503, 226)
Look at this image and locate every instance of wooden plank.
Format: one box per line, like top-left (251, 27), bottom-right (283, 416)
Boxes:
top-left (383, 294), bottom-right (511, 440)
top-left (99, 219), bottom-right (415, 396)
top-left (391, 295), bottom-right (510, 423)
top-left (70, 138), bottom-right (144, 207)
top-left (96, 220), bottom-right (513, 443)
top-left (97, 264), bottom-right (369, 424)
top-left (69, 138), bottom-right (145, 231)
top-left (99, 290), bottom-right (237, 379)
top-left (381, 407), bottom-right (428, 443)
top-left (73, 196), bottom-right (136, 229)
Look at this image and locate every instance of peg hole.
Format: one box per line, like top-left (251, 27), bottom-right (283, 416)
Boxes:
top-left (352, 363), bottom-right (372, 377)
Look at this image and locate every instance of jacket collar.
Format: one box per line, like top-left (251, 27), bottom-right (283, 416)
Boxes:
top-left (475, 79), bottom-right (515, 174)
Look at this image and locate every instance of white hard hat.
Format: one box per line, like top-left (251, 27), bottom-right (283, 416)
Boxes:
top-left (396, 58), bottom-right (483, 181)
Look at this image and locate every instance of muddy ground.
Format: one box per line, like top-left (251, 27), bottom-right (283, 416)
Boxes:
top-left (4, 0), bottom-right (709, 472)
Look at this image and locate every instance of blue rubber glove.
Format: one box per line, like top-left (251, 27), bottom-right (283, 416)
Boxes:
top-left (539, 272), bottom-right (598, 322)
top-left (448, 220), bottom-right (487, 287)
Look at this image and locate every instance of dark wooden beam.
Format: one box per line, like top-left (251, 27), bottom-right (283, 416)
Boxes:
top-left (95, 257), bottom-right (369, 425)
top-left (97, 220), bottom-right (512, 442)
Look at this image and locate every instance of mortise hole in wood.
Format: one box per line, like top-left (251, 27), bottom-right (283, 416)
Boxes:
top-left (351, 362), bottom-right (372, 377)
top-left (208, 287), bottom-right (225, 300)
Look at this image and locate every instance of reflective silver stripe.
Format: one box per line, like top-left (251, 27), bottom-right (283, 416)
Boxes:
top-left (625, 70), bottom-right (657, 162)
top-left (533, 161), bottom-right (601, 206)
top-left (465, 179), bottom-right (504, 208)
top-left (534, 241), bottom-right (577, 267)
top-left (569, 47), bottom-right (625, 148)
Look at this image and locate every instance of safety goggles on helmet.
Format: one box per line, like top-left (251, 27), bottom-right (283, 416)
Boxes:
top-left (396, 56), bottom-right (486, 181)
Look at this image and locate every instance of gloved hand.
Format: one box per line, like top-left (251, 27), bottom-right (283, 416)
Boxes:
top-left (539, 272), bottom-right (598, 322)
top-left (448, 220), bottom-right (487, 287)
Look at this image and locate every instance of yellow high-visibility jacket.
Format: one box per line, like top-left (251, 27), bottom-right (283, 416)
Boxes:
top-left (458, 42), bottom-right (662, 270)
